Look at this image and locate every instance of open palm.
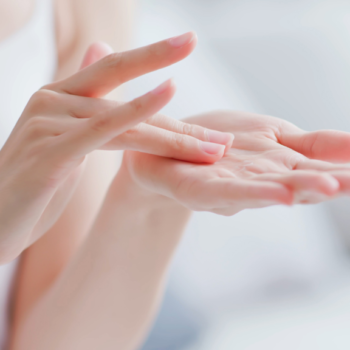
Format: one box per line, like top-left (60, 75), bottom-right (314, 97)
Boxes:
top-left (125, 110), bottom-right (350, 216)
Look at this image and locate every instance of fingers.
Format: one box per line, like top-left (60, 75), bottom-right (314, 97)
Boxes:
top-left (200, 178), bottom-right (293, 209)
top-left (126, 152), bottom-right (293, 210)
top-left (255, 171), bottom-right (340, 197)
top-left (80, 42), bottom-right (114, 69)
top-left (55, 79), bottom-right (176, 158)
top-left (107, 122), bottom-right (226, 163)
top-left (47, 32), bottom-right (197, 97)
top-left (296, 159), bottom-right (350, 193)
top-left (280, 130), bottom-right (350, 163)
top-left (106, 115), bottom-right (233, 163)
top-left (145, 114), bottom-right (234, 151)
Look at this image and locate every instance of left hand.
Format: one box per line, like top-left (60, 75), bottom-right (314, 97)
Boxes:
top-left (123, 110), bottom-right (350, 216)
top-left (0, 35), bottom-right (234, 262)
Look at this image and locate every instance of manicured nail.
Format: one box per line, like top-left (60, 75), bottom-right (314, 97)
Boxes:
top-left (168, 32), bottom-right (195, 48)
top-left (200, 142), bottom-right (225, 155)
top-left (206, 130), bottom-right (234, 145)
top-left (151, 79), bottom-right (174, 95)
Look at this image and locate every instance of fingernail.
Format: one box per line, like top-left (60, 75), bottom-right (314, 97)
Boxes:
top-left (151, 79), bottom-right (174, 95)
top-left (95, 42), bottom-right (114, 54)
top-left (206, 130), bottom-right (234, 145)
top-left (168, 32), bottom-right (195, 48)
top-left (200, 142), bottom-right (225, 155)
top-left (325, 177), bottom-right (340, 194)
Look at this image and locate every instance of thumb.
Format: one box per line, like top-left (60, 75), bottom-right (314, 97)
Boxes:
top-left (80, 42), bottom-right (114, 70)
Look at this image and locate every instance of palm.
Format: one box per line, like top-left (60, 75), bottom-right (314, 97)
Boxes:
top-left (126, 111), bottom-right (350, 216)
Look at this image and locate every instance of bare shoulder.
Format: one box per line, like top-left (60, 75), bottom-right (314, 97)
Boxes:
top-left (0, 0), bottom-right (35, 42)
top-left (54, 0), bottom-right (134, 79)
top-left (54, 0), bottom-right (134, 49)
top-left (10, 1), bottom-right (133, 338)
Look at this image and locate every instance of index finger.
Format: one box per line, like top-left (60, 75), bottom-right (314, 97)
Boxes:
top-left (47, 32), bottom-right (197, 98)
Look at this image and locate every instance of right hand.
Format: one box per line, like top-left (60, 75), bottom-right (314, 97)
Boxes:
top-left (122, 110), bottom-right (350, 216)
top-left (0, 33), bottom-right (233, 263)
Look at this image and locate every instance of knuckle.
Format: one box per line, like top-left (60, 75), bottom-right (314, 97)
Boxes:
top-left (171, 133), bottom-right (187, 151)
top-left (40, 83), bottom-right (53, 90)
top-left (27, 90), bottom-right (60, 112)
top-left (24, 116), bottom-right (48, 139)
top-left (90, 114), bottom-right (111, 133)
top-left (181, 122), bottom-right (194, 136)
top-left (103, 52), bottom-right (124, 73)
top-left (129, 98), bottom-right (143, 113)
top-left (124, 125), bottom-right (141, 137)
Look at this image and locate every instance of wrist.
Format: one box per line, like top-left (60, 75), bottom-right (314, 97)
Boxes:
top-left (90, 154), bottom-right (192, 242)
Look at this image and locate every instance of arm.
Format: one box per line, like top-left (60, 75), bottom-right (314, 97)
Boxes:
top-left (13, 165), bottom-right (191, 350)
top-left (11, 0), bottom-right (133, 333)
top-left (9, 27), bottom-right (230, 342)
top-left (11, 109), bottom-right (350, 349)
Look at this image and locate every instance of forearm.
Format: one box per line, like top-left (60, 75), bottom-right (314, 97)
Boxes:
top-left (12, 166), bottom-right (191, 350)
top-left (11, 0), bottom-right (134, 338)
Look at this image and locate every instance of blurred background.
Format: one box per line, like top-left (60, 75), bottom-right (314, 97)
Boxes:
top-left (125, 1), bottom-right (350, 349)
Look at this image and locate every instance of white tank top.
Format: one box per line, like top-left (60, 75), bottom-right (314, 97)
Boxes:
top-left (0, 0), bottom-right (56, 347)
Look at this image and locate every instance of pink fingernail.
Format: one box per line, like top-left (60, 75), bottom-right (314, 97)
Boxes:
top-left (207, 130), bottom-right (234, 145)
top-left (168, 32), bottom-right (195, 48)
top-left (200, 142), bottom-right (225, 155)
top-left (151, 79), bottom-right (174, 95)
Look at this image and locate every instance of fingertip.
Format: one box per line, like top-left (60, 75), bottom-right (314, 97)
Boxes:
top-left (80, 42), bottom-right (114, 70)
top-left (188, 31), bottom-right (198, 50)
top-left (91, 42), bottom-right (114, 55)
top-left (310, 174), bottom-right (340, 196)
top-left (200, 142), bottom-right (225, 157)
top-left (224, 133), bottom-right (235, 153)
top-left (166, 31), bottom-right (198, 61)
top-left (280, 188), bottom-right (294, 206)
top-left (168, 78), bottom-right (177, 95)
top-left (225, 134), bottom-right (235, 153)
top-left (204, 130), bottom-right (234, 154)
top-left (168, 31), bottom-right (197, 48)
top-left (322, 176), bottom-right (340, 196)
top-left (151, 79), bottom-right (176, 96)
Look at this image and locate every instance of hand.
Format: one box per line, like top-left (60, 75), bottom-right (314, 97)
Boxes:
top-left (0, 34), bottom-right (233, 263)
top-left (123, 110), bottom-right (350, 216)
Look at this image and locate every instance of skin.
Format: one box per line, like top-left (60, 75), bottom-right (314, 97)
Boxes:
top-left (0, 2), bottom-right (230, 344)
top-left (0, 32), bottom-right (234, 263)
top-left (3, 0), bottom-right (350, 348)
top-left (11, 0), bottom-right (138, 343)
top-left (127, 111), bottom-right (350, 216)
top-left (9, 44), bottom-right (350, 350)
top-left (0, 0), bottom-right (34, 42)
top-left (11, 106), bottom-right (350, 350)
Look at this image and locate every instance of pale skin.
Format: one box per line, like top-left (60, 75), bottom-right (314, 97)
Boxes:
top-left (1, 0), bottom-right (350, 349)
top-left (11, 104), bottom-right (350, 349)
top-left (0, 33), bottom-right (234, 263)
